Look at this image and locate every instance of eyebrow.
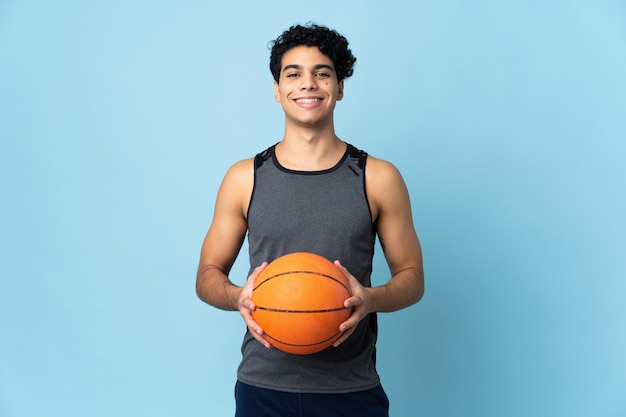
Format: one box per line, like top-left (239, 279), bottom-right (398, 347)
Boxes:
top-left (282, 64), bottom-right (335, 72)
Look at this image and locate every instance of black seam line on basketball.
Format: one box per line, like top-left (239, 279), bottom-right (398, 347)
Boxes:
top-left (253, 270), bottom-right (350, 293)
top-left (264, 331), bottom-right (342, 347)
top-left (256, 306), bottom-right (348, 313)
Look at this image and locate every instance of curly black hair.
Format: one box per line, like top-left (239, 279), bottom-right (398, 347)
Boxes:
top-left (269, 23), bottom-right (357, 83)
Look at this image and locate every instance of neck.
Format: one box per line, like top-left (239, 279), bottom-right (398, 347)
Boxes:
top-left (275, 130), bottom-right (346, 171)
top-left (283, 124), bottom-right (336, 143)
top-left (282, 112), bottom-right (337, 140)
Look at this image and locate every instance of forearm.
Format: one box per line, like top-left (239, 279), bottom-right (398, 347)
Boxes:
top-left (369, 267), bottom-right (424, 313)
top-left (196, 264), bottom-right (242, 311)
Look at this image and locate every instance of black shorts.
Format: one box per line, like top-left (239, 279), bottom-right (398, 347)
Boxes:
top-left (235, 380), bottom-right (389, 417)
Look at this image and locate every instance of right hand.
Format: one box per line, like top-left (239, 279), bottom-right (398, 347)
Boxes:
top-left (238, 262), bottom-right (271, 349)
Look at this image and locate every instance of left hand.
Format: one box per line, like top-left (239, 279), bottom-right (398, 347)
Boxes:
top-left (332, 260), bottom-right (373, 347)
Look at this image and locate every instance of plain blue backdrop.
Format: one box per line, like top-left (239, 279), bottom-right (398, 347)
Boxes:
top-left (1, 1), bottom-right (625, 416)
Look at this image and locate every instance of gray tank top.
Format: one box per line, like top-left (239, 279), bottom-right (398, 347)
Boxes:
top-left (237, 143), bottom-right (380, 393)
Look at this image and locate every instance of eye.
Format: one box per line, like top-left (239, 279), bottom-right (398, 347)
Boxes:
top-left (286, 72), bottom-right (300, 78)
top-left (315, 72), bottom-right (330, 78)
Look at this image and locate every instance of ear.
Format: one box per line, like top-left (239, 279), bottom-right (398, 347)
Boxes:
top-left (274, 81), bottom-right (280, 102)
top-left (337, 80), bottom-right (344, 101)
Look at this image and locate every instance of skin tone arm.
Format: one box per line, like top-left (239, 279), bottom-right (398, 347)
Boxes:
top-left (333, 156), bottom-right (424, 346)
top-left (195, 159), bottom-right (272, 349)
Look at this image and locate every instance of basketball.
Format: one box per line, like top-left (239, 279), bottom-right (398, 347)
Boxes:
top-left (251, 252), bottom-right (353, 355)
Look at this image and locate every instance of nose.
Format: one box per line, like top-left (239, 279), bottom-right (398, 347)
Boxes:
top-left (300, 73), bottom-right (317, 90)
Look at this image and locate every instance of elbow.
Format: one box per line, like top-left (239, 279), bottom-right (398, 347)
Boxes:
top-left (195, 263), bottom-right (217, 303)
top-left (195, 276), bottom-right (204, 301)
top-left (412, 268), bottom-right (425, 305)
top-left (414, 283), bottom-right (424, 304)
top-left (195, 272), bottom-right (208, 302)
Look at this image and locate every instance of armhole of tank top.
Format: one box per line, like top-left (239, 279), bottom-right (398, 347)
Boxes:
top-left (361, 153), bottom-right (375, 227)
top-left (245, 165), bottom-right (256, 221)
top-left (347, 144), bottom-right (375, 227)
top-left (247, 146), bottom-right (274, 220)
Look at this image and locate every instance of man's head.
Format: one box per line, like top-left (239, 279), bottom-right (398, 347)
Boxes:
top-left (269, 23), bottom-right (357, 83)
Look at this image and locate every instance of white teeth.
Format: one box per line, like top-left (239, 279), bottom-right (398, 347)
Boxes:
top-left (296, 98), bottom-right (320, 103)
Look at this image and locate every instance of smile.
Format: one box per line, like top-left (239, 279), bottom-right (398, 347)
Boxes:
top-left (295, 98), bottom-right (322, 104)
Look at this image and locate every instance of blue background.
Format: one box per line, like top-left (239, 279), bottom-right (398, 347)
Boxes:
top-left (1, 1), bottom-right (625, 416)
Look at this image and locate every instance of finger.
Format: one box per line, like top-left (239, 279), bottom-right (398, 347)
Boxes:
top-left (250, 262), bottom-right (268, 280)
top-left (240, 308), bottom-right (271, 349)
top-left (339, 313), bottom-right (360, 333)
top-left (334, 259), bottom-right (348, 275)
top-left (247, 319), bottom-right (271, 349)
top-left (240, 263), bottom-right (268, 309)
top-left (334, 260), bottom-right (362, 292)
top-left (253, 333), bottom-right (271, 349)
top-left (333, 325), bottom-right (355, 347)
top-left (245, 319), bottom-right (271, 349)
top-left (238, 294), bottom-right (256, 313)
top-left (343, 294), bottom-right (362, 309)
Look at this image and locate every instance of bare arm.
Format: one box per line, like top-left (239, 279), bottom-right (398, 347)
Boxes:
top-left (334, 156), bottom-right (424, 345)
top-left (195, 159), bottom-right (271, 348)
top-left (196, 159), bottom-right (251, 309)
top-left (367, 157), bottom-right (424, 310)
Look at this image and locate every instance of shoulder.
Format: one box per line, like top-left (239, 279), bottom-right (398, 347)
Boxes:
top-left (224, 143), bottom-right (275, 181)
top-left (215, 157), bottom-right (255, 214)
top-left (365, 154), bottom-right (405, 188)
top-left (364, 154), bottom-right (410, 220)
top-left (225, 157), bottom-right (255, 180)
top-left (220, 157), bottom-right (255, 189)
top-left (218, 144), bottom-right (274, 206)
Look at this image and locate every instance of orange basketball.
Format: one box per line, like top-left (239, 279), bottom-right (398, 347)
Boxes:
top-left (251, 252), bottom-right (353, 355)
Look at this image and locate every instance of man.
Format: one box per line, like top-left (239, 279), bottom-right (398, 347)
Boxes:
top-left (196, 23), bottom-right (424, 417)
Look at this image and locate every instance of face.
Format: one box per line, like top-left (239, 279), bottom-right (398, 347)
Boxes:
top-left (274, 45), bottom-right (344, 128)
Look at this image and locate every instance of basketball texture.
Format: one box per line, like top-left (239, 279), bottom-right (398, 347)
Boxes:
top-left (251, 252), bottom-right (353, 355)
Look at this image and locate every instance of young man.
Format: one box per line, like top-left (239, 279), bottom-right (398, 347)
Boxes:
top-left (196, 23), bottom-right (424, 417)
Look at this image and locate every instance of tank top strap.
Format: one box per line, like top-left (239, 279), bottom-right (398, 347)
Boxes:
top-left (254, 145), bottom-right (275, 169)
top-left (346, 143), bottom-right (368, 171)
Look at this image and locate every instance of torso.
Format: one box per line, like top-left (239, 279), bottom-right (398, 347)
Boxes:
top-left (236, 142), bottom-right (381, 393)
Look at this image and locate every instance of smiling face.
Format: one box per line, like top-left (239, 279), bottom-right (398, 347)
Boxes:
top-left (274, 46), bottom-right (344, 129)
